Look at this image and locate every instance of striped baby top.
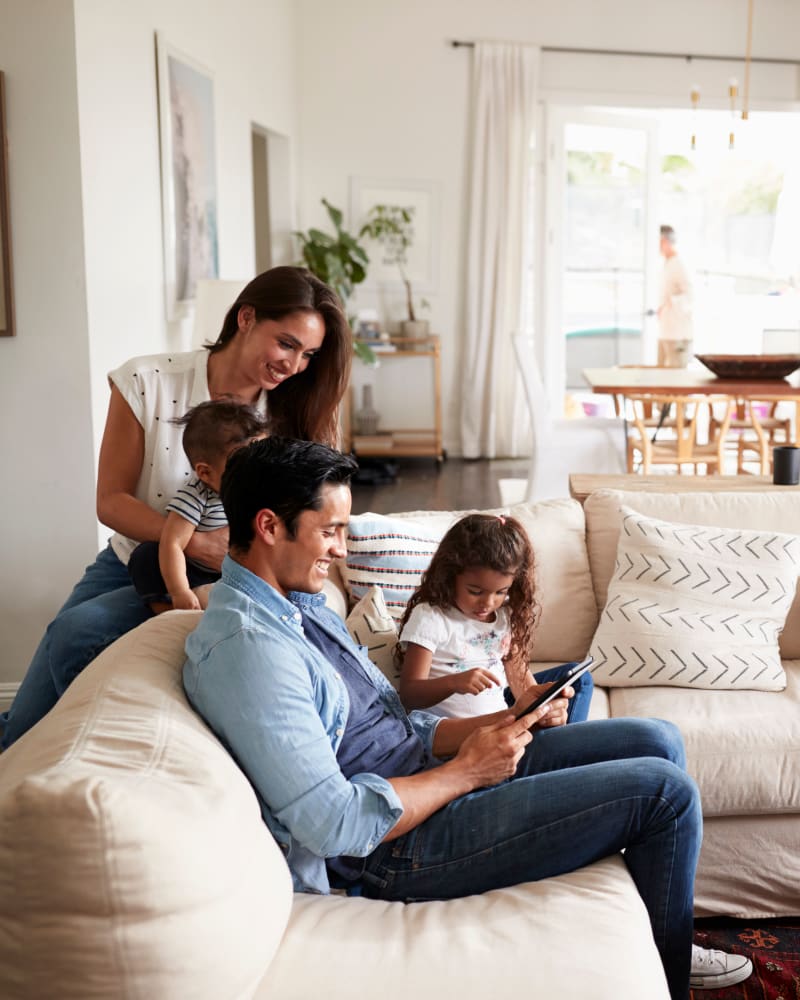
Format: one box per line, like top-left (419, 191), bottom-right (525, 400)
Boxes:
top-left (166, 477), bottom-right (226, 531)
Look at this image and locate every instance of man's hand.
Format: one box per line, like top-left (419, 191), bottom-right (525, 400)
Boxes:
top-left (454, 714), bottom-right (531, 786)
top-left (452, 702), bottom-right (557, 788)
top-left (385, 702), bottom-right (554, 840)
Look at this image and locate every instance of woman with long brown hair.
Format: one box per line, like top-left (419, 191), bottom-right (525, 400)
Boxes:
top-left (2, 266), bottom-right (352, 748)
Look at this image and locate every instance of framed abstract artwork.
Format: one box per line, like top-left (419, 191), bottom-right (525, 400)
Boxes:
top-left (0, 72), bottom-right (14, 337)
top-left (155, 34), bottom-right (219, 320)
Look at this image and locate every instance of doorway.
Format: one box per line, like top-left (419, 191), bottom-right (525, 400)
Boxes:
top-left (251, 126), bottom-right (292, 271)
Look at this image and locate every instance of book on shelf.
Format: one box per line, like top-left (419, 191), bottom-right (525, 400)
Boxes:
top-left (370, 343), bottom-right (397, 353)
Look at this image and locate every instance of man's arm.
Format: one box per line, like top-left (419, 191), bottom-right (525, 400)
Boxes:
top-left (185, 629), bottom-right (407, 860)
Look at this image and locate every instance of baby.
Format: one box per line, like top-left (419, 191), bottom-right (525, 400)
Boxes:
top-left (128, 399), bottom-right (266, 612)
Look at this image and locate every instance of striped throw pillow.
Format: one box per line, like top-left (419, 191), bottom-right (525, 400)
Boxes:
top-left (343, 514), bottom-right (441, 620)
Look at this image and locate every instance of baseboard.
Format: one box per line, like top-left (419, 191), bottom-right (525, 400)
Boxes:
top-left (0, 683), bottom-right (19, 713)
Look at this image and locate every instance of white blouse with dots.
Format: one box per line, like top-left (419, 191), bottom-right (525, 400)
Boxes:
top-left (107, 350), bottom-right (266, 565)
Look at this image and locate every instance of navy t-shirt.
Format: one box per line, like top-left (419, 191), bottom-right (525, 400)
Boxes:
top-left (299, 612), bottom-right (427, 780)
top-left (300, 611), bottom-right (428, 884)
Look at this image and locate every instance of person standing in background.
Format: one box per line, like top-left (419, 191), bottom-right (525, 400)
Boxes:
top-left (658, 225), bottom-right (694, 368)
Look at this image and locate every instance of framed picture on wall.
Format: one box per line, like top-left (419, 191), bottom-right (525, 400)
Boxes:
top-left (0, 71), bottom-right (15, 337)
top-left (155, 33), bottom-right (219, 320)
top-left (349, 177), bottom-right (441, 293)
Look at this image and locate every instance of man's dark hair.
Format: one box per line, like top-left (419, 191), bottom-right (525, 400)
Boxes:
top-left (660, 224), bottom-right (676, 244)
top-left (174, 399), bottom-right (267, 467)
top-left (221, 436), bottom-right (358, 550)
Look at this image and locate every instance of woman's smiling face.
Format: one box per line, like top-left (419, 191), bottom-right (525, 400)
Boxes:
top-left (238, 307), bottom-right (326, 391)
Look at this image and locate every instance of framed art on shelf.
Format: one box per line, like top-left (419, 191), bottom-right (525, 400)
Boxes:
top-left (0, 72), bottom-right (14, 338)
top-left (155, 34), bottom-right (219, 320)
top-left (350, 177), bottom-right (440, 293)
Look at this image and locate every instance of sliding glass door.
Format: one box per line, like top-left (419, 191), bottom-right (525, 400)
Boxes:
top-left (542, 108), bottom-right (660, 418)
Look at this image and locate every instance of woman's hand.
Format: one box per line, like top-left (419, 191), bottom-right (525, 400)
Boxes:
top-left (185, 527), bottom-right (229, 574)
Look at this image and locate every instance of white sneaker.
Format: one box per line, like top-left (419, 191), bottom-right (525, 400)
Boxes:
top-left (690, 944), bottom-right (753, 990)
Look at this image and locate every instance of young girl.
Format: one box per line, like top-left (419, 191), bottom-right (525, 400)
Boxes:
top-left (396, 513), bottom-right (593, 721)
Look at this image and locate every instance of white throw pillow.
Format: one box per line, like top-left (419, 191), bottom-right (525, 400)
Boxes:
top-left (590, 507), bottom-right (800, 691)
top-left (346, 585), bottom-right (401, 686)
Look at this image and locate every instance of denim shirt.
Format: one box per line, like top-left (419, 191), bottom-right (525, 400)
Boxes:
top-left (183, 555), bottom-right (442, 894)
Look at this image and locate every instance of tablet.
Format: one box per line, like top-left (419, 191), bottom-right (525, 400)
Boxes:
top-left (515, 656), bottom-right (596, 719)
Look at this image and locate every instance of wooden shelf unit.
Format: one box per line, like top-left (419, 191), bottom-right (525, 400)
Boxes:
top-left (345, 335), bottom-right (444, 462)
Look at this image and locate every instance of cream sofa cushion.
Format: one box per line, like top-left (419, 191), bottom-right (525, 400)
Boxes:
top-left (585, 489), bottom-right (800, 659)
top-left (0, 612), bottom-right (292, 1000)
top-left (346, 584), bottom-right (400, 685)
top-left (695, 813), bottom-right (800, 918)
top-left (341, 499), bottom-right (597, 663)
top-left (590, 507), bottom-right (798, 691)
top-left (608, 662), bottom-right (800, 817)
top-left (257, 855), bottom-right (669, 1000)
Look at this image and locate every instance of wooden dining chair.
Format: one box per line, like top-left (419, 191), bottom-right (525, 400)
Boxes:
top-left (731, 400), bottom-right (792, 474)
top-left (707, 398), bottom-right (792, 475)
top-left (627, 394), bottom-right (734, 474)
top-left (612, 367), bottom-right (677, 471)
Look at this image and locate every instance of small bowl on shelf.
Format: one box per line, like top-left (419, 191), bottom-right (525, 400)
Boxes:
top-left (694, 353), bottom-right (800, 380)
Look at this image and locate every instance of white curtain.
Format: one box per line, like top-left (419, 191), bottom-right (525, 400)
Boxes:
top-left (460, 42), bottom-right (539, 459)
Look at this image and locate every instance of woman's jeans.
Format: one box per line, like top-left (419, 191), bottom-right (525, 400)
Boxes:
top-left (361, 718), bottom-right (702, 1000)
top-left (1, 545), bottom-right (151, 749)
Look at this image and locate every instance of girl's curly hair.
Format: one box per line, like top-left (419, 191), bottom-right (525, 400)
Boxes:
top-left (396, 513), bottom-right (539, 693)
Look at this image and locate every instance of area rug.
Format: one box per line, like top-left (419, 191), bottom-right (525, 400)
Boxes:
top-left (692, 918), bottom-right (800, 999)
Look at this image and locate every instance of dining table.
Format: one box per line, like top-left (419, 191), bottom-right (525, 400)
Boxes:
top-left (582, 366), bottom-right (800, 446)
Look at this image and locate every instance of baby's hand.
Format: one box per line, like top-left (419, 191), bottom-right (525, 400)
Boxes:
top-left (453, 668), bottom-right (501, 696)
top-left (171, 589), bottom-right (202, 611)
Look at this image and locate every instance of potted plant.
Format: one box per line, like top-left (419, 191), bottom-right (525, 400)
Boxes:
top-left (359, 204), bottom-right (430, 338)
top-left (294, 198), bottom-right (375, 364)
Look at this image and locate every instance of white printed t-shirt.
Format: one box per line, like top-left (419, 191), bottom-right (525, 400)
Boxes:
top-left (399, 602), bottom-right (511, 718)
top-left (108, 350), bottom-right (265, 565)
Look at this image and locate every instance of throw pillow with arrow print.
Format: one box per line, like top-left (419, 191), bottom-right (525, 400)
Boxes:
top-left (589, 506), bottom-right (800, 691)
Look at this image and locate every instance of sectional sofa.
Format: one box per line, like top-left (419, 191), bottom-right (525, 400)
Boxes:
top-left (0, 487), bottom-right (797, 999)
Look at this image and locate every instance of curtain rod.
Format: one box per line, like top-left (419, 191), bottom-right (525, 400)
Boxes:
top-left (450, 39), bottom-right (800, 67)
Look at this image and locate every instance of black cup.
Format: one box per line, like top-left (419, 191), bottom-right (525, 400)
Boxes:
top-left (773, 446), bottom-right (800, 485)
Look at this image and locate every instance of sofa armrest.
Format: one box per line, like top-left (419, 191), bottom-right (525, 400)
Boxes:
top-left (0, 612), bottom-right (293, 999)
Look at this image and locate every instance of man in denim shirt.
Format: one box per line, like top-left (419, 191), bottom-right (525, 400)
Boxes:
top-left (182, 437), bottom-right (752, 999)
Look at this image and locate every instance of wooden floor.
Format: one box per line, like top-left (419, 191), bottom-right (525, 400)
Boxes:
top-left (350, 456), bottom-right (529, 515)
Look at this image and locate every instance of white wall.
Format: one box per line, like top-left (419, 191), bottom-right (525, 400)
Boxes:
top-left (0, 0), bottom-right (300, 687)
top-left (73, 0), bottom-right (300, 491)
top-left (295, 0), bottom-right (800, 456)
top-left (1, 0), bottom-right (799, 691)
top-left (0, 0), bottom-right (96, 696)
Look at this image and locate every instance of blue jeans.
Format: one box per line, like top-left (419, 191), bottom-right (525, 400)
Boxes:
top-left (361, 718), bottom-right (701, 1000)
top-left (1, 545), bottom-right (152, 749)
